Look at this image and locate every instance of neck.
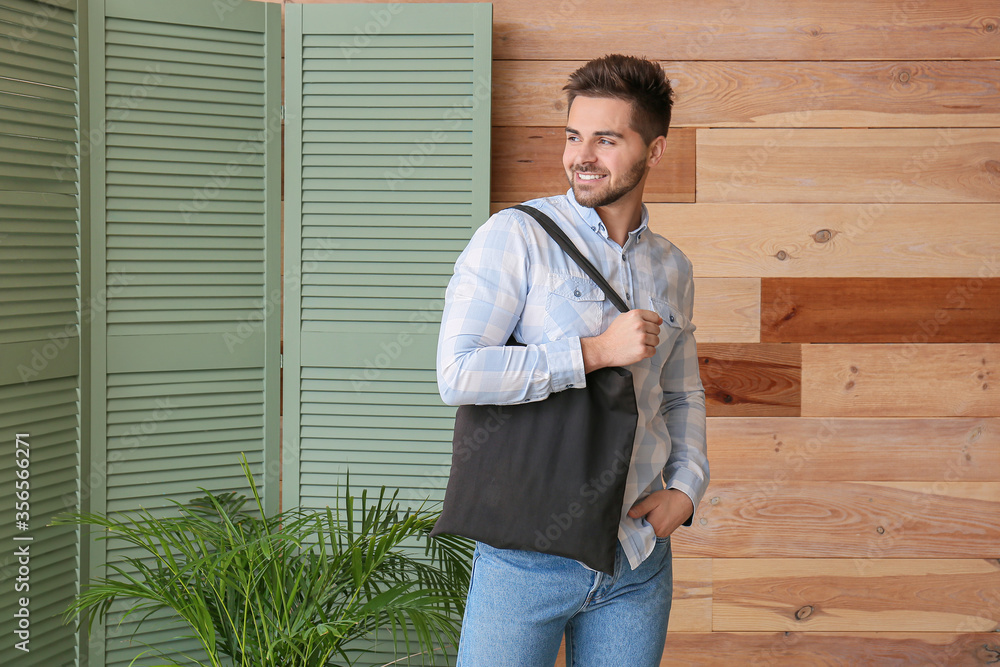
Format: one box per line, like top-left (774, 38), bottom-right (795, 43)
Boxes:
top-left (594, 188), bottom-right (644, 247)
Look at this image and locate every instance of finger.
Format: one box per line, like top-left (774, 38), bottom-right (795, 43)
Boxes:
top-left (628, 496), bottom-right (654, 518)
top-left (639, 309), bottom-right (663, 324)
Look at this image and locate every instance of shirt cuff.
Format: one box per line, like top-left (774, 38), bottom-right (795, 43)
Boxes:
top-left (545, 336), bottom-right (586, 392)
top-left (665, 470), bottom-right (708, 527)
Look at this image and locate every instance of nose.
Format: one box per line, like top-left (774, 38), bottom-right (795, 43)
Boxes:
top-left (575, 140), bottom-right (597, 167)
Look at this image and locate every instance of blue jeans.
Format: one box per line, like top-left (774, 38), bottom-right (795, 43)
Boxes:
top-left (456, 536), bottom-right (673, 667)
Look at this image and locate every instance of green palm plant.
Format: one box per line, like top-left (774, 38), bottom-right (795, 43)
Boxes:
top-left (57, 458), bottom-right (472, 667)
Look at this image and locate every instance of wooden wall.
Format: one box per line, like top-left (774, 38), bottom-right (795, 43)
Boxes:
top-left (285, 0), bottom-right (1000, 664)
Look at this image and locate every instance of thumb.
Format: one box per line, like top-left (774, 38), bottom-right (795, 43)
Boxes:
top-left (627, 495), bottom-right (654, 519)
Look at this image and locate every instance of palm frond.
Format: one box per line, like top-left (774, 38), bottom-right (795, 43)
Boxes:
top-left (57, 455), bottom-right (472, 667)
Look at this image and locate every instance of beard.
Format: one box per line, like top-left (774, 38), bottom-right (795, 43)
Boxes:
top-left (568, 153), bottom-right (648, 208)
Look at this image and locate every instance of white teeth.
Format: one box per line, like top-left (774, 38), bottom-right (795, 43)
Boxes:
top-left (578, 173), bottom-right (605, 180)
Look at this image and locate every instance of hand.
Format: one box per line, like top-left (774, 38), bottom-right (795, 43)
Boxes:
top-left (581, 309), bottom-right (662, 372)
top-left (627, 489), bottom-right (694, 538)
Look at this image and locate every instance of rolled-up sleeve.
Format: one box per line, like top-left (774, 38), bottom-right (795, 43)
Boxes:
top-left (437, 212), bottom-right (586, 406)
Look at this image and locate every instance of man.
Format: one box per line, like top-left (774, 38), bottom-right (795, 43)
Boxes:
top-left (437, 54), bottom-right (709, 666)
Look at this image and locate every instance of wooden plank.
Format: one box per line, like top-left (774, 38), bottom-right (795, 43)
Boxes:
top-left (697, 129), bottom-right (1000, 203)
top-left (692, 278), bottom-right (759, 343)
top-left (484, 0), bottom-right (1000, 61)
top-left (494, 60), bottom-right (1000, 128)
top-left (713, 558), bottom-right (1000, 632)
top-left (646, 203), bottom-right (1000, 278)
top-left (761, 278), bottom-right (1000, 343)
top-left (491, 126), bottom-right (695, 203)
top-left (292, 0), bottom-right (1000, 61)
top-left (707, 417), bottom-right (1000, 482)
top-left (654, 632), bottom-right (1000, 666)
top-left (801, 344), bottom-right (1000, 417)
top-left (669, 557), bottom-right (714, 633)
top-left (673, 481), bottom-right (1000, 558)
top-left (698, 343), bottom-right (800, 416)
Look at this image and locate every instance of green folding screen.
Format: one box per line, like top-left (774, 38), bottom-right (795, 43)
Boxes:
top-left (2, 0), bottom-right (490, 664)
top-left (282, 3), bottom-right (492, 520)
top-left (85, 0), bottom-right (280, 664)
top-left (0, 1), bottom-right (81, 665)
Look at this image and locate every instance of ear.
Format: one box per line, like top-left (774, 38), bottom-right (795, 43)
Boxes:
top-left (646, 135), bottom-right (668, 167)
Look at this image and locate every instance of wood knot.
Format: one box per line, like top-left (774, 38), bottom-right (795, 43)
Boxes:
top-left (985, 22), bottom-right (997, 33)
top-left (984, 160), bottom-right (1000, 176)
top-left (876, 526), bottom-right (885, 534)
top-left (795, 605), bottom-right (814, 620)
top-left (897, 71), bottom-right (911, 84)
top-left (775, 250), bottom-right (788, 261)
top-left (813, 229), bottom-right (833, 243)
top-left (723, 394), bottom-right (733, 404)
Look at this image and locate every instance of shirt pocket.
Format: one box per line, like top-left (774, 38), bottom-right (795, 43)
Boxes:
top-left (544, 273), bottom-right (606, 340)
top-left (650, 297), bottom-right (687, 349)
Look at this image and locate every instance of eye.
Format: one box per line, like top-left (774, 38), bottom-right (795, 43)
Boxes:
top-left (566, 135), bottom-right (580, 143)
top-left (599, 138), bottom-right (614, 146)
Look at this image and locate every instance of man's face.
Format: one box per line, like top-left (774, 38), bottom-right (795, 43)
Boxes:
top-left (563, 96), bottom-right (652, 209)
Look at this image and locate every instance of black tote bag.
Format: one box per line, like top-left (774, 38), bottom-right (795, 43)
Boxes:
top-left (431, 205), bottom-right (638, 574)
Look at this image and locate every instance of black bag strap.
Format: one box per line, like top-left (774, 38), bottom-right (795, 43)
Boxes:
top-left (510, 204), bottom-right (630, 314)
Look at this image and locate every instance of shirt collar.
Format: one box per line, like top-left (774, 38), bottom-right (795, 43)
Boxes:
top-left (565, 188), bottom-right (650, 244)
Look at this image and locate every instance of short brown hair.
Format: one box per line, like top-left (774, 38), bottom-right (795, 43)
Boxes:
top-left (563, 54), bottom-right (674, 145)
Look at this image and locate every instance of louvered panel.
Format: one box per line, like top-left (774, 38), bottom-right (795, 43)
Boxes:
top-left (298, 365), bottom-right (454, 509)
top-left (103, 12), bottom-right (269, 337)
top-left (0, 376), bottom-right (79, 667)
top-left (92, 2), bottom-right (280, 666)
top-left (102, 366), bottom-right (266, 662)
top-left (284, 14), bottom-right (491, 599)
top-left (104, 366), bottom-right (266, 513)
top-left (296, 22), bottom-right (484, 331)
top-left (103, 608), bottom-right (201, 667)
top-left (284, 8), bottom-right (490, 664)
top-left (0, 2), bottom-right (80, 660)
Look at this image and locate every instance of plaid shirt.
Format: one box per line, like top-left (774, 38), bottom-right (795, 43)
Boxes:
top-left (437, 189), bottom-right (709, 569)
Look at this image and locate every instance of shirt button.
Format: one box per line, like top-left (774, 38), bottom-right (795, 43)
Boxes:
top-left (567, 384), bottom-right (574, 389)
top-left (626, 292), bottom-right (631, 301)
top-left (621, 254), bottom-right (626, 261)
top-left (669, 315), bottom-right (675, 322)
top-left (573, 289), bottom-right (581, 297)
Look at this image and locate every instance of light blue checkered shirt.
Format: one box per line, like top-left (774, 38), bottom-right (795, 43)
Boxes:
top-left (437, 189), bottom-right (709, 570)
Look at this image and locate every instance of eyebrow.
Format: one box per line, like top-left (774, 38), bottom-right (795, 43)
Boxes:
top-left (565, 126), bottom-right (625, 139)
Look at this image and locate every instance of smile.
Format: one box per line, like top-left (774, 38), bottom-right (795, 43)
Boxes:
top-left (576, 173), bottom-right (607, 181)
